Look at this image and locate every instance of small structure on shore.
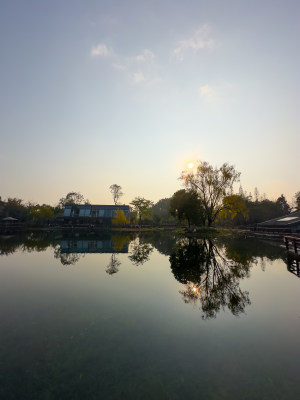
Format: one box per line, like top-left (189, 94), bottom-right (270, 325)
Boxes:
top-left (256, 211), bottom-right (300, 234)
top-left (63, 204), bottom-right (130, 226)
top-left (0, 217), bottom-right (20, 233)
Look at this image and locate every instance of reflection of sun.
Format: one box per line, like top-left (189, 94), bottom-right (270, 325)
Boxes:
top-left (188, 162), bottom-right (194, 169)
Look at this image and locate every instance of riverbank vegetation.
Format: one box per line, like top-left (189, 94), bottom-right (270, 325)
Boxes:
top-left (1, 161), bottom-right (299, 229)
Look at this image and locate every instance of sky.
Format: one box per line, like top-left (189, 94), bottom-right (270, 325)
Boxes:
top-left (0, 0), bottom-right (299, 206)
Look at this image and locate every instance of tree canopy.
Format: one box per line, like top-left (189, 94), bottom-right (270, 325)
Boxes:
top-left (181, 161), bottom-right (241, 226)
top-left (130, 197), bottom-right (153, 225)
top-left (58, 192), bottom-right (89, 208)
top-left (169, 189), bottom-right (205, 227)
top-left (294, 191), bottom-right (300, 211)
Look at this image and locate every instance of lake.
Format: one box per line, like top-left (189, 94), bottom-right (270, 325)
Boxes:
top-left (0, 231), bottom-right (299, 399)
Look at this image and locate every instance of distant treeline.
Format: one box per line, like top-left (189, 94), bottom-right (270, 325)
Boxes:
top-left (0, 191), bottom-right (298, 228)
top-left (1, 178), bottom-right (299, 227)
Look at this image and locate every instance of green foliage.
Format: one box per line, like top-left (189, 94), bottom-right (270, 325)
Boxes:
top-left (112, 210), bottom-right (130, 226)
top-left (29, 205), bottom-right (55, 222)
top-left (151, 198), bottom-right (176, 225)
top-left (109, 184), bottom-right (123, 205)
top-left (130, 197), bottom-right (154, 225)
top-left (224, 195), bottom-right (292, 226)
top-left (2, 198), bottom-right (28, 220)
top-left (169, 189), bottom-right (205, 227)
top-left (181, 161), bottom-right (241, 226)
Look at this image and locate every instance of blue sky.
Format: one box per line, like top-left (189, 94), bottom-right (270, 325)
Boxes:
top-left (1, 0), bottom-right (299, 205)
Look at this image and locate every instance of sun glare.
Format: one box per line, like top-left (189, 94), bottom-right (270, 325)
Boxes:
top-left (188, 163), bottom-right (194, 169)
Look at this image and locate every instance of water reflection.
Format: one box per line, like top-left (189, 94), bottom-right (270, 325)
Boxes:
top-left (106, 253), bottom-right (121, 275)
top-left (0, 232), bottom-right (54, 255)
top-left (170, 238), bottom-right (251, 319)
top-left (54, 246), bottom-right (84, 266)
top-left (0, 231), bottom-right (297, 287)
top-left (128, 237), bottom-right (154, 266)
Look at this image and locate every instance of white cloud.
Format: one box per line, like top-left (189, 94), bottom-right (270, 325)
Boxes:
top-left (91, 43), bottom-right (114, 58)
top-left (133, 49), bottom-right (155, 63)
top-left (173, 25), bottom-right (215, 60)
top-left (199, 85), bottom-right (217, 100)
top-left (112, 63), bottom-right (127, 71)
top-left (132, 72), bottom-right (145, 84)
top-left (90, 43), bottom-right (159, 86)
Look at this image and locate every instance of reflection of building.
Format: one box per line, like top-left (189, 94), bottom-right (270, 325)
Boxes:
top-left (63, 204), bottom-right (130, 226)
top-left (60, 239), bottom-right (129, 254)
top-left (256, 211), bottom-right (300, 234)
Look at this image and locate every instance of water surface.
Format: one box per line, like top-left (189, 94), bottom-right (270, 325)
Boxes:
top-left (0, 232), bottom-right (299, 399)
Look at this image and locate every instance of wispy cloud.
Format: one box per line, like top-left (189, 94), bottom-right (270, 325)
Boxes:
top-left (173, 25), bottom-right (215, 60)
top-left (133, 49), bottom-right (155, 63)
top-left (199, 85), bottom-right (217, 101)
top-left (132, 72), bottom-right (145, 84)
top-left (91, 43), bottom-right (159, 86)
top-left (91, 43), bottom-right (114, 58)
top-left (112, 63), bottom-right (127, 71)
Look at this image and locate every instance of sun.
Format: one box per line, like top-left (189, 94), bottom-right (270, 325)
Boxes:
top-left (188, 162), bottom-right (194, 169)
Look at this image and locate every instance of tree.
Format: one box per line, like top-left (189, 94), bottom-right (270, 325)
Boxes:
top-left (169, 189), bottom-right (205, 227)
top-left (294, 191), bottom-right (300, 211)
top-left (29, 205), bottom-right (54, 223)
top-left (218, 194), bottom-right (248, 223)
top-left (275, 194), bottom-right (291, 215)
top-left (130, 197), bottom-right (153, 225)
top-left (109, 184), bottom-right (123, 205)
top-left (3, 198), bottom-right (28, 220)
top-left (254, 187), bottom-right (260, 202)
top-left (151, 198), bottom-right (176, 225)
top-left (181, 161), bottom-right (241, 226)
top-left (112, 210), bottom-right (130, 226)
top-left (58, 192), bottom-right (88, 208)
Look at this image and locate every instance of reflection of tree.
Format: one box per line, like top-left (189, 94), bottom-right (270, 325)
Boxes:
top-left (0, 233), bottom-right (53, 255)
top-left (139, 231), bottom-right (177, 256)
top-left (128, 238), bottom-right (154, 266)
top-left (111, 235), bottom-right (130, 252)
top-left (170, 238), bottom-right (251, 319)
top-left (105, 254), bottom-right (121, 275)
top-left (54, 246), bottom-right (83, 266)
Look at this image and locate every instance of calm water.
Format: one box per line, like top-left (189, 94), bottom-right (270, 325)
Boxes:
top-left (0, 231), bottom-right (299, 400)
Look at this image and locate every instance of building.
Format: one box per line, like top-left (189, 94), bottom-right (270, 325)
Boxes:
top-left (63, 204), bottom-right (130, 226)
top-left (256, 210), bottom-right (300, 234)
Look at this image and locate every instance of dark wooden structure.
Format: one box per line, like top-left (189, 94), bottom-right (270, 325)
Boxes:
top-left (287, 257), bottom-right (300, 278)
top-left (284, 236), bottom-right (300, 255)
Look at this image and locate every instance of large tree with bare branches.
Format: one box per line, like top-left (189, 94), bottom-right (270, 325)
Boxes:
top-left (180, 161), bottom-right (241, 226)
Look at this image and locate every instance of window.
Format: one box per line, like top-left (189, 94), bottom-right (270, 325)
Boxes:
top-left (277, 217), bottom-right (298, 222)
top-left (105, 209), bottom-right (113, 218)
top-left (63, 206), bottom-right (72, 217)
top-left (79, 206), bottom-right (91, 217)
